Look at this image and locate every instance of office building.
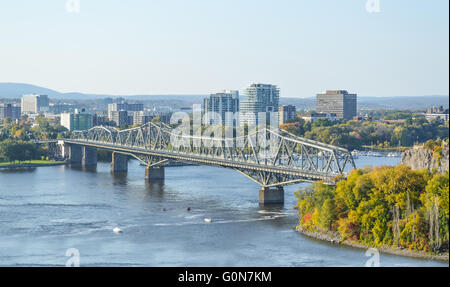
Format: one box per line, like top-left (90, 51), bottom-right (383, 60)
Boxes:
top-left (203, 90), bottom-right (239, 125)
top-left (133, 111), bottom-right (153, 125)
top-left (425, 106), bottom-right (449, 122)
top-left (110, 110), bottom-right (129, 127)
top-left (427, 106), bottom-right (446, 114)
top-left (21, 94), bottom-right (49, 114)
top-left (239, 83), bottom-right (279, 126)
top-left (93, 114), bottom-right (107, 126)
top-left (279, 105), bottom-right (297, 125)
top-left (60, 108), bottom-right (93, 131)
top-left (0, 104), bottom-right (21, 120)
top-left (316, 90), bottom-right (357, 120)
top-left (108, 102), bottom-right (144, 120)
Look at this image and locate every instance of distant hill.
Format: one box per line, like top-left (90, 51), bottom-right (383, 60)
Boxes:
top-left (0, 82), bottom-right (448, 110)
top-left (357, 96), bottom-right (449, 110)
top-left (0, 83), bottom-right (63, 98)
top-left (0, 82), bottom-right (207, 103)
top-left (280, 95), bottom-right (449, 110)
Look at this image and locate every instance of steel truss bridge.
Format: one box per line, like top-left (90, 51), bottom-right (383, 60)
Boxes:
top-left (63, 122), bottom-right (356, 188)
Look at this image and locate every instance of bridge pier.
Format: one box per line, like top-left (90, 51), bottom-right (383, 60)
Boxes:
top-left (82, 146), bottom-right (97, 167)
top-left (259, 186), bottom-right (284, 205)
top-left (145, 166), bottom-right (165, 181)
top-left (58, 142), bottom-right (70, 159)
top-left (111, 152), bottom-right (128, 173)
top-left (69, 145), bottom-right (82, 165)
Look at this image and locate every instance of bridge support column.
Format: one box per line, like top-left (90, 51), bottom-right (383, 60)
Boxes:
top-left (69, 145), bottom-right (82, 165)
top-left (82, 147), bottom-right (97, 167)
top-left (58, 142), bottom-right (70, 159)
top-left (111, 152), bottom-right (128, 173)
top-left (145, 166), bottom-right (165, 181)
top-left (259, 186), bottom-right (284, 205)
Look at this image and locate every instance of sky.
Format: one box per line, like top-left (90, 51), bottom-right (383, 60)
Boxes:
top-left (0, 0), bottom-right (448, 98)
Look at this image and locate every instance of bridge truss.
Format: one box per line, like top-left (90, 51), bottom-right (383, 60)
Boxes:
top-left (68, 122), bottom-right (356, 187)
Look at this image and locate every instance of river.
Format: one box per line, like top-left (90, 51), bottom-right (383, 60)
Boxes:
top-left (0, 155), bottom-right (446, 266)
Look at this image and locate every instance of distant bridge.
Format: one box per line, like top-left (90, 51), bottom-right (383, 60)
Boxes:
top-left (49, 122), bottom-right (356, 204)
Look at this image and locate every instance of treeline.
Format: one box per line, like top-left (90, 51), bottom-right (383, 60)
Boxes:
top-left (0, 139), bottom-right (42, 163)
top-left (1, 115), bottom-right (68, 141)
top-left (296, 165), bottom-right (449, 253)
top-left (280, 117), bottom-right (449, 150)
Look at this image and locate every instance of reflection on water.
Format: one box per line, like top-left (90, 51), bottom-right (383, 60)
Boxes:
top-left (144, 180), bottom-right (165, 199)
top-left (0, 156), bottom-right (446, 267)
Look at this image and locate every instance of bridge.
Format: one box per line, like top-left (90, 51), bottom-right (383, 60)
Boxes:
top-left (53, 122), bottom-right (355, 204)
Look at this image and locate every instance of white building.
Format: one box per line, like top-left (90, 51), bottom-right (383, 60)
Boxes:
top-left (425, 113), bottom-right (449, 122)
top-left (301, 112), bottom-right (337, 123)
top-left (60, 112), bottom-right (73, 131)
top-left (21, 94), bottom-right (49, 114)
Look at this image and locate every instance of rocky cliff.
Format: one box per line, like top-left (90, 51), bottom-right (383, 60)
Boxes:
top-left (402, 142), bottom-right (449, 173)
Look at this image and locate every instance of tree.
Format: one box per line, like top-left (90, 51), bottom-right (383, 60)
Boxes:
top-left (319, 199), bottom-right (336, 230)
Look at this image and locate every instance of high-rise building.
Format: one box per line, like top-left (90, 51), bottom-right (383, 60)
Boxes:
top-left (239, 84), bottom-right (279, 126)
top-left (108, 102), bottom-right (144, 120)
top-left (132, 111), bottom-right (153, 125)
top-left (110, 110), bottom-right (129, 127)
top-left (60, 108), bottom-right (93, 131)
top-left (21, 94), bottom-right (49, 114)
top-left (279, 105), bottom-right (297, 125)
top-left (0, 104), bottom-right (21, 120)
top-left (316, 90), bottom-right (357, 120)
top-left (203, 90), bottom-right (239, 125)
top-left (93, 114), bottom-right (107, 126)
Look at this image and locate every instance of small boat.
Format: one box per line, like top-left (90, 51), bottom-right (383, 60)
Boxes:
top-left (204, 218), bottom-right (212, 223)
top-left (387, 152), bottom-right (401, 158)
top-left (113, 227), bottom-right (122, 234)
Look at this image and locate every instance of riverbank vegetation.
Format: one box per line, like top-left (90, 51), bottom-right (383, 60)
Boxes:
top-left (1, 115), bottom-right (68, 141)
top-left (0, 139), bottom-right (42, 164)
top-left (423, 138), bottom-right (448, 165)
top-left (280, 115), bottom-right (449, 150)
top-left (295, 165), bottom-right (449, 255)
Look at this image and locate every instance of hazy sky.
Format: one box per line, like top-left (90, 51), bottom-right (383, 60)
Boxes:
top-left (0, 0), bottom-right (448, 98)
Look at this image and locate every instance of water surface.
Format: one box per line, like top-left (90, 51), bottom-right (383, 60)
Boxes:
top-left (0, 156), bottom-right (445, 266)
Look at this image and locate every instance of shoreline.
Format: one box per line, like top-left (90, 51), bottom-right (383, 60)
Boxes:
top-left (296, 226), bottom-right (449, 263)
top-left (0, 162), bottom-right (67, 169)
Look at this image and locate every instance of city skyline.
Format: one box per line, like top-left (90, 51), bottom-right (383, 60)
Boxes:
top-left (0, 1), bottom-right (448, 98)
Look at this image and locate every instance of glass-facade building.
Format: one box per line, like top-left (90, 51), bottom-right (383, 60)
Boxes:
top-left (60, 109), bottom-right (93, 131)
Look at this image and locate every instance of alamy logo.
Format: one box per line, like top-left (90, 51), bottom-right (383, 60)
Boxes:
top-left (65, 248), bottom-right (80, 267)
top-left (365, 248), bottom-right (380, 267)
top-left (366, 0), bottom-right (381, 13)
top-left (66, 0), bottom-right (80, 13)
